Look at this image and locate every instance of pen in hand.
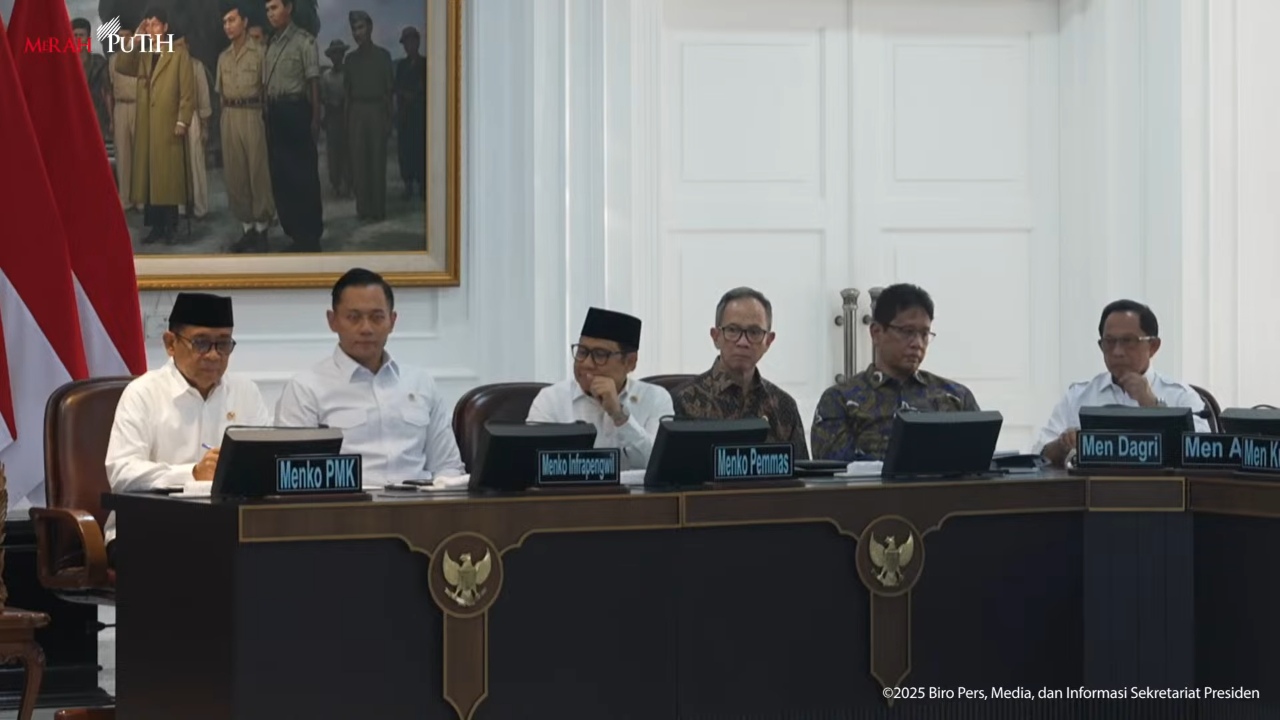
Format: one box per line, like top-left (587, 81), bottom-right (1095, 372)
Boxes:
top-left (201, 443), bottom-right (213, 451)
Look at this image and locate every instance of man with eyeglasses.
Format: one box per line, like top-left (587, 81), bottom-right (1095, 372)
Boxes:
top-left (1033, 299), bottom-right (1208, 467)
top-left (526, 308), bottom-right (673, 470)
top-left (670, 287), bottom-right (810, 457)
top-left (275, 268), bottom-right (466, 484)
top-left (811, 283), bottom-right (978, 462)
top-left (104, 292), bottom-right (270, 563)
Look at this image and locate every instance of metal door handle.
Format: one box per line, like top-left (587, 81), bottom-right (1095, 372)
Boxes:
top-left (861, 286), bottom-right (884, 326)
top-left (861, 286), bottom-right (884, 368)
top-left (833, 288), bottom-right (860, 383)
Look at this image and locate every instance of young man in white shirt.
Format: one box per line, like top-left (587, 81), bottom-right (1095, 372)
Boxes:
top-left (275, 268), bottom-right (465, 484)
top-left (526, 307), bottom-right (673, 470)
top-left (104, 292), bottom-right (271, 562)
top-left (1033, 299), bottom-right (1210, 467)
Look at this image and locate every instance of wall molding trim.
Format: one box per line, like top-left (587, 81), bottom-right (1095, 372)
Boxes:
top-left (247, 368), bottom-right (482, 385)
top-left (230, 331), bottom-right (441, 344)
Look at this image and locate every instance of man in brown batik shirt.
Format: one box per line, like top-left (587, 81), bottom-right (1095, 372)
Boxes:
top-left (670, 286), bottom-right (810, 458)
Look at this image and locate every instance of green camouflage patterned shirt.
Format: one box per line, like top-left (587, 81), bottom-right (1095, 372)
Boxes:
top-left (670, 359), bottom-right (810, 460)
top-left (810, 364), bottom-right (979, 462)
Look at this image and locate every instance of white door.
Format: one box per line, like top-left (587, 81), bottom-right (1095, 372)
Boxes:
top-left (657, 0), bottom-right (1060, 452)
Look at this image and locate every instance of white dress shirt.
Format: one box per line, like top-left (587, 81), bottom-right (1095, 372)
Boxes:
top-left (526, 377), bottom-right (674, 470)
top-left (1031, 367), bottom-right (1210, 454)
top-left (274, 346), bottom-right (465, 485)
top-left (104, 359), bottom-right (271, 543)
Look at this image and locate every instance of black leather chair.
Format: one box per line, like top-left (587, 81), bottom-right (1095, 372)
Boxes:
top-left (451, 383), bottom-right (550, 471)
top-left (1190, 384), bottom-right (1222, 433)
top-left (640, 374), bottom-right (697, 396)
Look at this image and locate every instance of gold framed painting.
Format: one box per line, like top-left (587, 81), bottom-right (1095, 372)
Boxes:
top-left (89, 0), bottom-right (461, 289)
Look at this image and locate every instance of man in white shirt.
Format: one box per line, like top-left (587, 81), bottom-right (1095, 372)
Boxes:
top-left (275, 268), bottom-right (465, 484)
top-left (1033, 299), bottom-right (1210, 467)
top-left (526, 307), bottom-right (673, 470)
top-left (104, 293), bottom-right (271, 560)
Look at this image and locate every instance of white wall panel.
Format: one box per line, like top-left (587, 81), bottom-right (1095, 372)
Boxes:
top-left (850, 0), bottom-right (1058, 452)
top-left (892, 43), bottom-right (1029, 183)
top-left (97, 0), bottom-right (1280, 477)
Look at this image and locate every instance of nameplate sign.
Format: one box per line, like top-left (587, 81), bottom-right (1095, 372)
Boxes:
top-left (1180, 432), bottom-right (1246, 469)
top-left (275, 453), bottom-right (363, 494)
top-left (1240, 436), bottom-right (1280, 474)
top-left (1076, 431), bottom-right (1163, 468)
top-left (536, 449), bottom-right (621, 486)
top-left (712, 443), bottom-right (795, 482)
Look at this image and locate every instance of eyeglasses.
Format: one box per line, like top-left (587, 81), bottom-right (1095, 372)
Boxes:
top-left (1098, 336), bottom-right (1154, 351)
top-left (886, 324), bottom-right (936, 343)
top-left (176, 334), bottom-right (237, 356)
top-left (719, 325), bottom-right (769, 344)
top-left (571, 344), bottom-right (624, 365)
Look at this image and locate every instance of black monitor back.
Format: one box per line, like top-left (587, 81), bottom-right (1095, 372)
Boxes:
top-left (1078, 405), bottom-right (1193, 467)
top-left (643, 417), bottom-right (770, 488)
top-left (211, 426), bottom-right (345, 498)
top-left (469, 421), bottom-right (597, 492)
top-left (1220, 407), bottom-right (1280, 437)
top-left (881, 411), bottom-right (1004, 480)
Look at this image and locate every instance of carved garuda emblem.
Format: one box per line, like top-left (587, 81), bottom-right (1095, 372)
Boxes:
top-left (443, 550), bottom-right (493, 608)
top-left (869, 534), bottom-right (914, 588)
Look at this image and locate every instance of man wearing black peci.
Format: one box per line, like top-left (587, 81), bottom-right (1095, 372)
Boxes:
top-left (262, 0), bottom-right (324, 252)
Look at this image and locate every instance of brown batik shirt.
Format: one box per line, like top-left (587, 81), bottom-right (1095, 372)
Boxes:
top-left (670, 358), bottom-right (810, 459)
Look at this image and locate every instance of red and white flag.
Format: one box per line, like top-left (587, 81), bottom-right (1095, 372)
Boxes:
top-left (7, 0), bottom-right (147, 376)
top-left (0, 319), bottom-right (14, 456)
top-left (0, 16), bottom-right (90, 508)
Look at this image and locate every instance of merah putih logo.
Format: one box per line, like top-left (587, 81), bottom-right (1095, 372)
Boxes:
top-left (22, 15), bottom-right (174, 54)
top-left (95, 16), bottom-right (122, 43)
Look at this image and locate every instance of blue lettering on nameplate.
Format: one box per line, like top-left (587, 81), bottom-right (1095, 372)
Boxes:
top-left (1240, 436), bottom-right (1280, 474)
top-left (275, 454), bottom-right (363, 494)
top-left (712, 443), bottom-right (795, 482)
top-left (1180, 432), bottom-right (1245, 469)
top-left (1076, 431), bottom-right (1163, 467)
top-left (536, 449), bottom-right (621, 485)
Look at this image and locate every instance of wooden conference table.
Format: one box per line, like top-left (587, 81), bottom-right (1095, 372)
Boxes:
top-left (103, 470), bottom-right (1279, 720)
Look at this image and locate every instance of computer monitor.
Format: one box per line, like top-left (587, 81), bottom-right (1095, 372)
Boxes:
top-left (469, 421), bottom-right (598, 492)
top-left (1077, 405), bottom-right (1194, 468)
top-left (211, 426), bottom-right (349, 499)
top-left (881, 411), bottom-right (1004, 480)
top-left (1220, 408), bottom-right (1280, 437)
top-left (643, 417), bottom-right (770, 489)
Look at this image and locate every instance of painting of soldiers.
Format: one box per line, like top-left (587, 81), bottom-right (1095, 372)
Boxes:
top-left (217, 2), bottom-right (275, 253)
top-left (321, 39), bottom-right (350, 198)
top-left (394, 25), bottom-right (425, 199)
top-left (113, 7), bottom-right (196, 245)
top-left (186, 54), bottom-right (213, 219)
top-left (263, 0), bottom-right (325, 252)
top-left (108, 22), bottom-right (140, 211)
top-left (73, 16), bottom-right (112, 142)
top-left (343, 10), bottom-right (392, 222)
top-left (4, 0), bottom-right (461, 289)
